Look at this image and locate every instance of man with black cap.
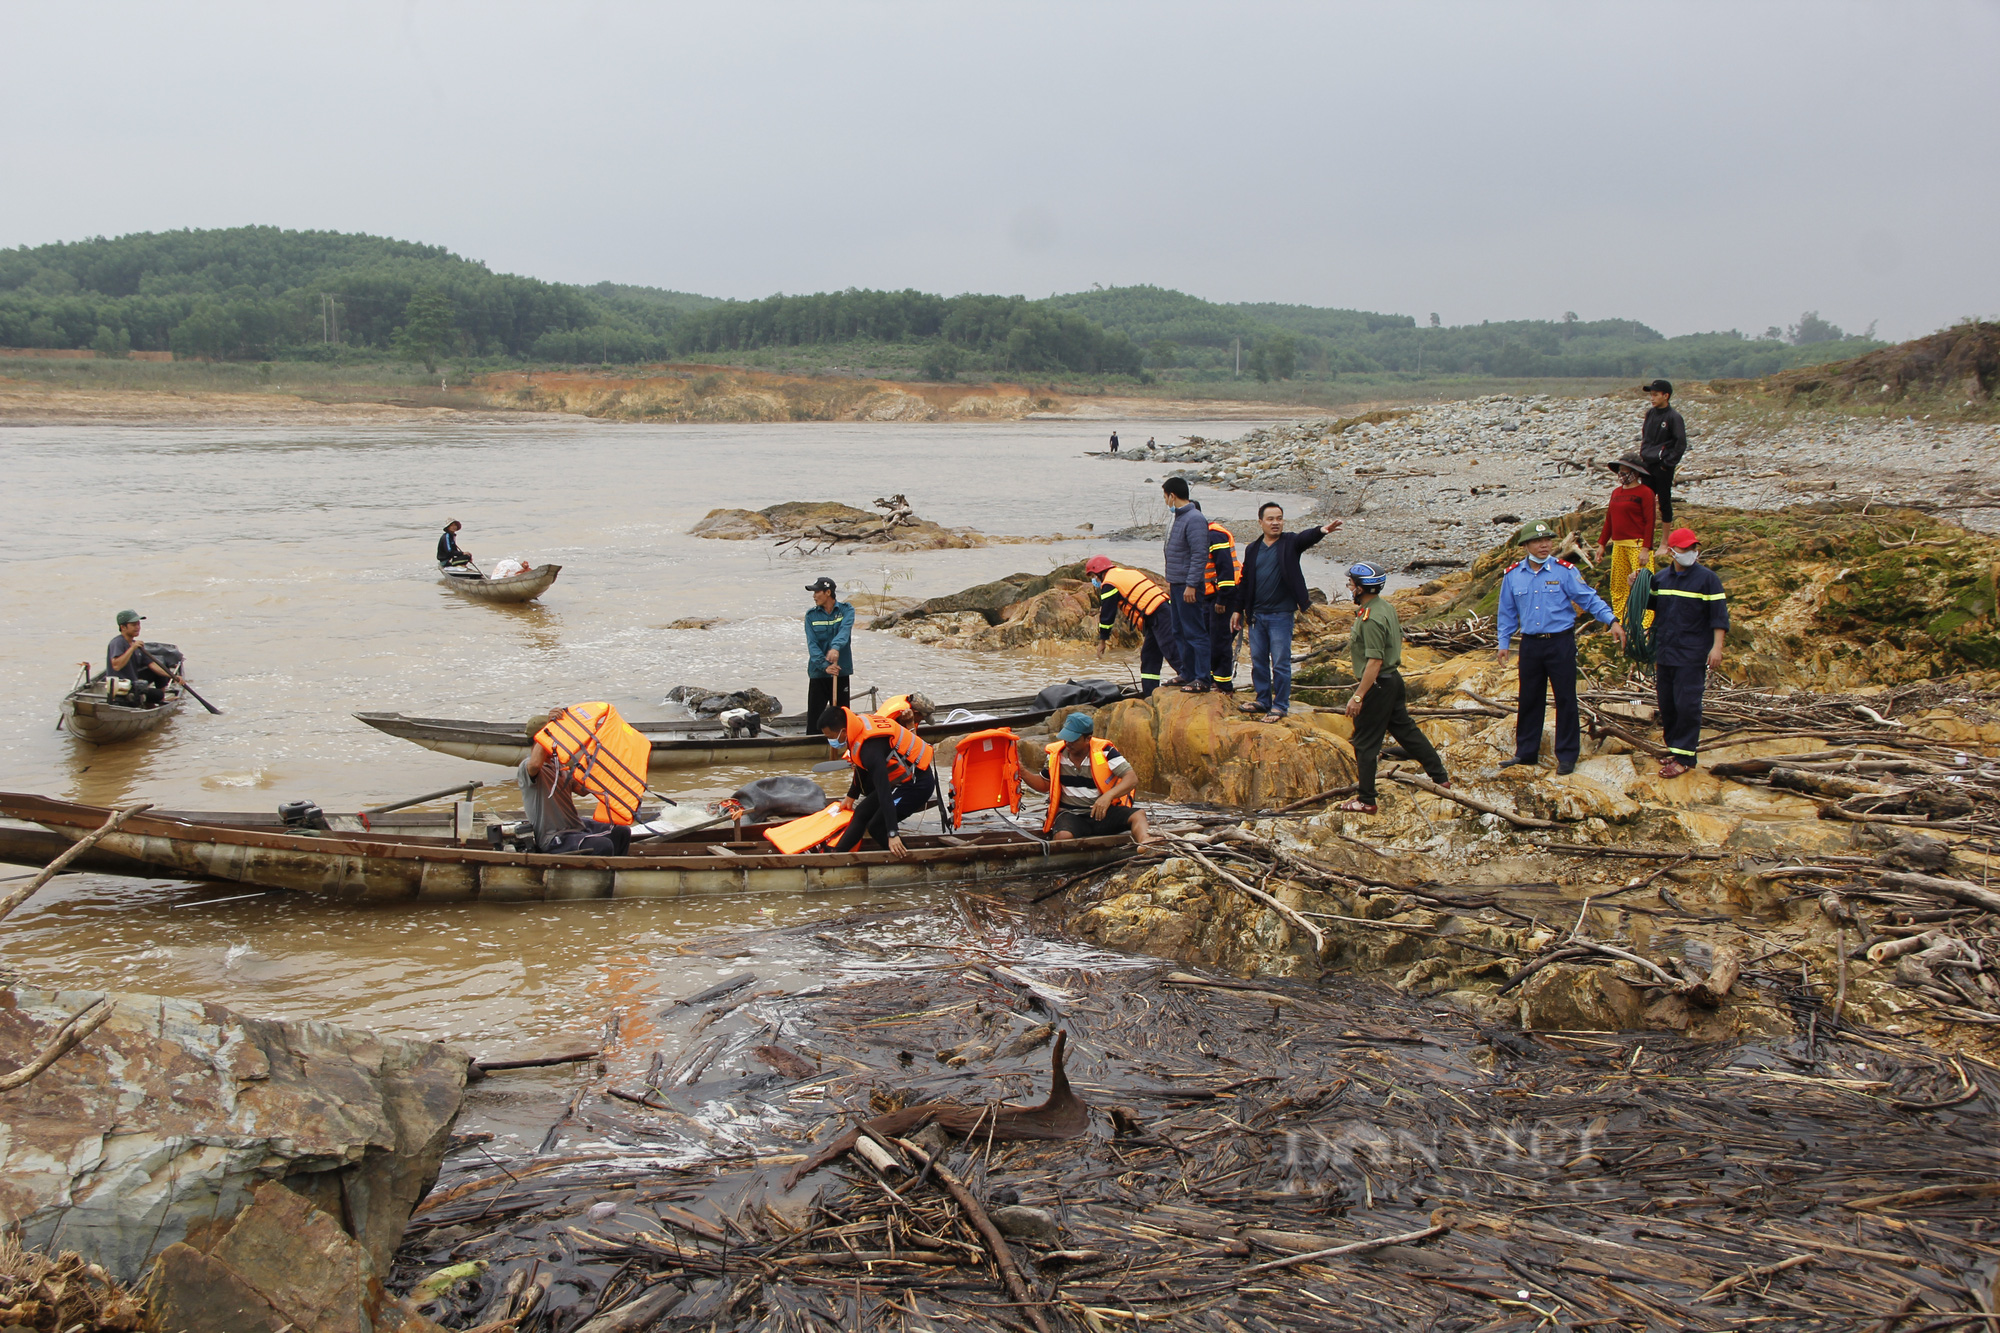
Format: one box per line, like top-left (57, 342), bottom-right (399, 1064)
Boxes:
top-left (804, 577), bottom-right (854, 725)
top-left (1496, 521), bottom-right (1626, 776)
top-left (107, 610), bottom-right (174, 706)
top-left (1638, 380), bottom-right (1688, 523)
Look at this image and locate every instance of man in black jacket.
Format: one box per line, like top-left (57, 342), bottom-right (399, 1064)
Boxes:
top-left (1638, 380), bottom-right (1688, 523)
top-left (1229, 502), bottom-right (1341, 721)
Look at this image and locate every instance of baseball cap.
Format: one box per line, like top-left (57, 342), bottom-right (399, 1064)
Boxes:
top-left (1666, 527), bottom-right (1699, 549)
top-left (1513, 520), bottom-right (1556, 545)
top-left (115, 610), bottom-right (144, 626)
top-left (805, 577), bottom-right (837, 593)
top-left (1640, 379), bottom-right (1673, 395)
top-left (1084, 555), bottom-right (1115, 576)
top-left (1056, 713), bottom-right (1094, 742)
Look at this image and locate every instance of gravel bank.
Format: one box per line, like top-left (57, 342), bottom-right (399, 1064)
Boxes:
top-left (1099, 393), bottom-right (2000, 576)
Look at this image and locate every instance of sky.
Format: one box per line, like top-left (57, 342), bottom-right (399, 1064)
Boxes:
top-left (3, 1), bottom-right (1996, 341)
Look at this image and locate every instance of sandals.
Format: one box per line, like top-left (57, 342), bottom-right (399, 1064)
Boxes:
top-left (1658, 760), bottom-right (1692, 779)
top-left (1260, 712), bottom-right (1285, 724)
top-left (1335, 799), bottom-right (1378, 815)
top-left (1237, 701), bottom-right (1265, 715)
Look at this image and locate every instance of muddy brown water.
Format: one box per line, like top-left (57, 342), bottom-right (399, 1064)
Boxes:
top-left (1, 417), bottom-right (1296, 1143)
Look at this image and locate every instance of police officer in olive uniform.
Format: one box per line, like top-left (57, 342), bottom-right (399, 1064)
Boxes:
top-left (1495, 520), bottom-right (1626, 775)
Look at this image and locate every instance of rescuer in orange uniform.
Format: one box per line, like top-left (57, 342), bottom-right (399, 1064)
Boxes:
top-left (819, 705), bottom-right (938, 858)
top-left (1085, 555), bottom-right (1177, 698)
top-left (1018, 713), bottom-right (1154, 845)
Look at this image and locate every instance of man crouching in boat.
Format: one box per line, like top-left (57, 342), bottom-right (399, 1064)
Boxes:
top-left (820, 705), bottom-right (938, 860)
top-left (1019, 713), bottom-right (1155, 846)
top-left (517, 708), bottom-right (637, 855)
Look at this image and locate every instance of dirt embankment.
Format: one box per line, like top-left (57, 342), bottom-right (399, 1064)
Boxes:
top-left (477, 366), bottom-right (1058, 423)
top-left (1736, 319), bottom-right (2000, 412)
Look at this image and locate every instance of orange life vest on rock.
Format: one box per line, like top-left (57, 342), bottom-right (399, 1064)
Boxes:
top-left (843, 709), bottom-right (935, 787)
top-left (1042, 738), bottom-right (1131, 832)
top-left (1102, 567), bottom-right (1167, 624)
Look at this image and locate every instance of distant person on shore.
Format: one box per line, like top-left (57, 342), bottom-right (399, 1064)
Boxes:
top-left (1638, 380), bottom-right (1688, 523)
top-left (1146, 436), bottom-right (1156, 451)
top-left (1109, 430), bottom-right (1120, 454)
top-left (804, 577), bottom-right (854, 724)
top-left (1597, 451), bottom-right (1657, 621)
top-left (438, 520), bottom-right (473, 568)
top-left (1086, 556), bottom-right (1177, 698)
top-left (1628, 527), bottom-right (1728, 779)
top-left (1496, 520), bottom-right (1626, 776)
top-left (1161, 478), bottom-right (1212, 691)
top-left (1338, 562), bottom-right (1451, 815)
top-left (1019, 713), bottom-right (1155, 845)
top-left (1230, 504), bottom-right (1342, 721)
top-left (107, 610), bottom-right (172, 706)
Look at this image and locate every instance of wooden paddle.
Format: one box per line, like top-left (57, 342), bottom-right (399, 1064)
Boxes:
top-left (168, 668), bottom-right (223, 715)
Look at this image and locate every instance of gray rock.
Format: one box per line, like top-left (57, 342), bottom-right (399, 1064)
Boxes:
top-left (989, 1204), bottom-right (1061, 1244)
top-left (0, 985), bottom-right (467, 1283)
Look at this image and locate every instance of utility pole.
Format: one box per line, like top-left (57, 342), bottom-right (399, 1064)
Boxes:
top-left (1233, 337), bottom-right (1240, 378)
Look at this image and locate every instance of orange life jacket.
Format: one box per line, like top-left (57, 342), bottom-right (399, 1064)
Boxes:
top-left (1102, 567), bottom-right (1167, 624)
top-left (764, 806), bottom-right (853, 855)
top-left (950, 727), bottom-right (1022, 828)
top-left (1203, 522), bottom-right (1237, 598)
top-left (843, 709), bottom-right (935, 786)
top-left (1042, 738), bottom-right (1131, 832)
top-left (540, 702), bottom-right (651, 825)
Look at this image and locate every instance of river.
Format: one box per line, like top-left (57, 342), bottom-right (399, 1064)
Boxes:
top-left (2, 415), bottom-right (1313, 1142)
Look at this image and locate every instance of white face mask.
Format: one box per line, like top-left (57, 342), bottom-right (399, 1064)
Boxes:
top-left (1672, 548), bottom-right (1699, 567)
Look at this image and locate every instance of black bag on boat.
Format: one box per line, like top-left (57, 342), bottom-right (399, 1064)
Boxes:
top-left (1034, 679), bottom-right (1124, 710)
top-left (539, 821), bottom-right (632, 857)
top-left (732, 775), bottom-right (830, 818)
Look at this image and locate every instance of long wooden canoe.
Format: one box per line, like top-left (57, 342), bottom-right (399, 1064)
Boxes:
top-left (439, 563), bottom-right (561, 603)
top-left (59, 669), bottom-right (187, 745)
top-left (0, 793), bottom-right (1130, 903)
top-left (354, 690), bottom-right (1107, 771)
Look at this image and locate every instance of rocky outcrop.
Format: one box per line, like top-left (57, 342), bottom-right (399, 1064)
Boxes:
top-left (1085, 690), bottom-right (1362, 808)
top-left (147, 1181), bottom-right (443, 1333)
top-left (690, 500), bottom-right (1063, 553)
top-left (0, 985), bottom-right (467, 1284)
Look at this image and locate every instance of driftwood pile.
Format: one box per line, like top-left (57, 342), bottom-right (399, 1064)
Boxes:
top-left (392, 905), bottom-right (2000, 1331)
top-left (776, 495), bottom-right (922, 555)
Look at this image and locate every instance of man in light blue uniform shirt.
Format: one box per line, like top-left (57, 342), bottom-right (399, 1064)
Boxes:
top-left (1495, 520), bottom-right (1626, 776)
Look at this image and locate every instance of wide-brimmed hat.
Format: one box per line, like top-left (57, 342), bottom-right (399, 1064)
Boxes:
top-left (1606, 451), bottom-right (1651, 479)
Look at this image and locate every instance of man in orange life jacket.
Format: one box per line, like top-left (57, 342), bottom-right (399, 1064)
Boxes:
top-left (1086, 555), bottom-right (1178, 697)
top-left (819, 705), bottom-right (938, 859)
top-left (1018, 713), bottom-right (1154, 845)
top-left (518, 710), bottom-right (635, 855)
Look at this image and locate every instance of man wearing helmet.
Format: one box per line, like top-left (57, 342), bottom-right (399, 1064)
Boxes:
top-left (1085, 555), bottom-right (1178, 698)
top-left (1496, 520), bottom-right (1627, 776)
top-left (1338, 562), bottom-right (1451, 815)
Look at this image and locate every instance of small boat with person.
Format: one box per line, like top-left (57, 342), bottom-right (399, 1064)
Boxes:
top-left (58, 644), bottom-right (189, 744)
top-left (0, 792), bottom-right (1132, 904)
top-left (438, 562), bottom-right (562, 603)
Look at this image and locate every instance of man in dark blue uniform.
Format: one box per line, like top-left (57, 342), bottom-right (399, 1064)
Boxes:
top-left (1631, 526), bottom-right (1728, 778)
top-left (1496, 520), bottom-right (1626, 776)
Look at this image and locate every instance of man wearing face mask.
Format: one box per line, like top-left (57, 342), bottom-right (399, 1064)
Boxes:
top-left (1496, 520), bottom-right (1627, 776)
top-left (1632, 527), bottom-right (1728, 779)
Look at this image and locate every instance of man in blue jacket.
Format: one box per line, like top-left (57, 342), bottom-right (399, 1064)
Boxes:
top-left (1496, 520), bottom-right (1626, 775)
top-left (1161, 478), bottom-right (1212, 691)
top-left (1229, 503), bottom-right (1343, 720)
top-left (804, 577), bottom-right (854, 725)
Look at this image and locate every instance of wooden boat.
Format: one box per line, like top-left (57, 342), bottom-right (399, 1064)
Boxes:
top-left (354, 690), bottom-right (1114, 772)
top-left (58, 647), bottom-right (188, 744)
top-left (0, 793), bottom-right (1132, 903)
top-left (439, 563), bottom-right (561, 603)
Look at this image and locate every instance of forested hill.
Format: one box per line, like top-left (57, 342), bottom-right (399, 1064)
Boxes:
top-left (1045, 285), bottom-right (1886, 381)
top-left (0, 227), bottom-right (1884, 381)
top-left (0, 227), bottom-right (715, 364)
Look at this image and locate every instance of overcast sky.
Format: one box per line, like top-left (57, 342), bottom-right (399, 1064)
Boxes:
top-left (4, 1), bottom-right (1995, 341)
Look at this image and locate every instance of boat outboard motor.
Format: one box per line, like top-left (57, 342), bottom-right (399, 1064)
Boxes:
top-left (278, 801), bottom-right (330, 831)
top-left (487, 821), bottom-right (538, 852)
top-left (719, 707), bottom-right (762, 738)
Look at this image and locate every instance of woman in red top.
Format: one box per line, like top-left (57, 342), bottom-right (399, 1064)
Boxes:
top-left (1597, 451), bottom-right (1657, 621)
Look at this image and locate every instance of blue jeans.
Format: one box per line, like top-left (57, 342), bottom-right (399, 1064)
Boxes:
top-left (1167, 583), bottom-right (1209, 686)
top-left (1248, 611), bottom-right (1295, 714)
